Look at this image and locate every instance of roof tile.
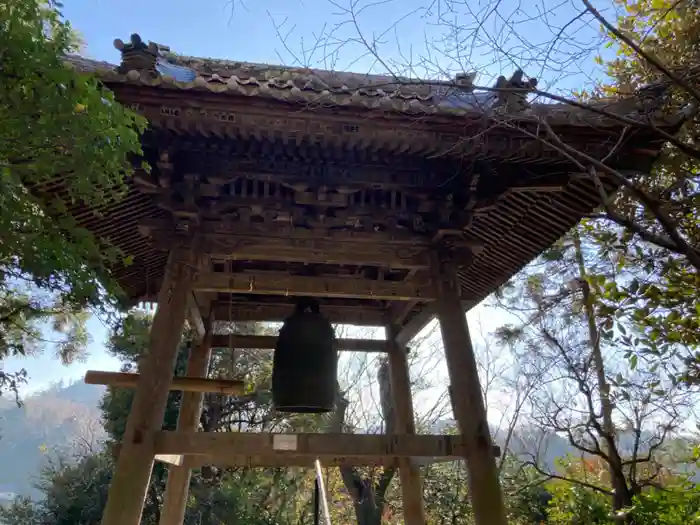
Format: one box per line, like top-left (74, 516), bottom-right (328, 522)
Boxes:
top-left (62, 33), bottom-right (680, 127)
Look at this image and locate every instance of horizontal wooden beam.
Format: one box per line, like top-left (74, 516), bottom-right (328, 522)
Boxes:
top-left (111, 449), bottom-right (500, 468)
top-left (211, 301), bottom-right (386, 326)
top-left (141, 218), bottom-right (431, 245)
top-left (84, 371), bottom-right (244, 395)
top-left (172, 454), bottom-right (474, 468)
top-left (111, 444), bottom-right (186, 464)
top-left (194, 272), bottom-right (434, 301)
top-left (141, 220), bottom-right (432, 269)
top-left (211, 334), bottom-right (387, 352)
top-left (152, 431), bottom-right (500, 460)
top-left (155, 454), bottom-right (184, 466)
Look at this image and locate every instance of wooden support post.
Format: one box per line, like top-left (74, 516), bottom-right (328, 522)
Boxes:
top-left (429, 250), bottom-right (508, 525)
top-left (159, 319), bottom-right (214, 525)
top-left (386, 326), bottom-right (426, 525)
top-left (101, 249), bottom-right (198, 525)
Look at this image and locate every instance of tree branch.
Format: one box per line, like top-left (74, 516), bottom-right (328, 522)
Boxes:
top-left (582, 0), bottom-right (700, 104)
top-left (522, 460), bottom-right (613, 495)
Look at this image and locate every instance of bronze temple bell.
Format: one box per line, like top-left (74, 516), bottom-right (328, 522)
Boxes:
top-left (272, 298), bottom-right (338, 413)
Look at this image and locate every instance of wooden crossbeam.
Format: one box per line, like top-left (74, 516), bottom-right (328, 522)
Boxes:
top-left (211, 301), bottom-right (386, 326)
top-left (140, 219), bottom-right (433, 269)
top-left (152, 431), bottom-right (500, 460)
top-left (172, 454), bottom-right (467, 468)
top-left (155, 454), bottom-right (184, 466)
top-left (211, 334), bottom-right (387, 352)
top-left (84, 371), bottom-right (244, 395)
top-left (109, 445), bottom-right (185, 467)
top-left (111, 448), bottom-right (501, 468)
top-left (194, 272), bottom-right (434, 301)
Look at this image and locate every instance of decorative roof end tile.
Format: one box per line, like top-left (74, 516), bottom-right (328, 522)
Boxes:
top-left (492, 70), bottom-right (538, 113)
top-left (114, 33), bottom-right (159, 76)
top-left (114, 34), bottom-right (197, 82)
top-left (455, 71), bottom-right (477, 91)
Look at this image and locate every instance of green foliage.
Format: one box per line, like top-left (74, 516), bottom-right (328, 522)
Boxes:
top-left (630, 483), bottom-right (700, 525)
top-left (541, 468), bottom-right (700, 525)
top-left (0, 453), bottom-right (113, 525)
top-left (594, 0), bottom-right (700, 383)
top-left (0, 496), bottom-right (43, 525)
top-left (546, 482), bottom-right (612, 525)
top-left (501, 460), bottom-right (553, 524)
top-left (0, 287), bottom-right (90, 400)
top-left (0, 0), bottom-right (146, 394)
top-left (422, 462), bottom-right (473, 524)
top-left (39, 453), bottom-right (114, 525)
top-left (0, 0), bottom-right (145, 306)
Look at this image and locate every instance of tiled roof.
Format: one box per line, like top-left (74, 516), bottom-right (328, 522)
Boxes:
top-left (64, 33), bottom-right (669, 124)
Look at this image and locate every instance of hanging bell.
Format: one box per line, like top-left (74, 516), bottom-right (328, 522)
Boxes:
top-left (272, 297), bottom-right (338, 413)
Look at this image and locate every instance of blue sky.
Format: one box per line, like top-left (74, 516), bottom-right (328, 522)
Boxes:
top-left (5, 0), bottom-right (612, 396)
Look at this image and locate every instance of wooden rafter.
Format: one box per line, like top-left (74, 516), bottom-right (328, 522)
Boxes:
top-left (210, 334), bottom-right (387, 352)
top-left (193, 272), bottom-right (435, 301)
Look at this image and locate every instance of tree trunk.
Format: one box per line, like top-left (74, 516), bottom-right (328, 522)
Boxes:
top-left (332, 360), bottom-right (396, 525)
top-left (572, 228), bottom-right (634, 512)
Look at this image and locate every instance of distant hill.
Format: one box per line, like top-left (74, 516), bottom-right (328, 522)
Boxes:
top-left (0, 381), bottom-right (106, 501)
top-left (429, 418), bottom-right (698, 478)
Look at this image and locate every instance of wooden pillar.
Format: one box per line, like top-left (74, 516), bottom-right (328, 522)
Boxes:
top-left (386, 325), bottom-right (426, 525)
top-left (429, 250), bottom-right (508, 525)
top-left (159, 318), bottom-right (213, 525)
top-left (101, 249), bottom-right (198, 525)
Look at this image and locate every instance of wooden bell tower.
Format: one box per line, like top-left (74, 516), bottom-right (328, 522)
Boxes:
top-left (61, 33), bottom-right (669, 525)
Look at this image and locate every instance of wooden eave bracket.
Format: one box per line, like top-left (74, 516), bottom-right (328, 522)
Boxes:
top-left (393, 299), bottom-right (474, 347)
